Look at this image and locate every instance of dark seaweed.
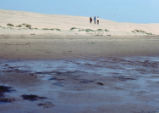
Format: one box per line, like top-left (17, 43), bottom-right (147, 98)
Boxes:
top-left (21, 94), bottom-right (46, 101)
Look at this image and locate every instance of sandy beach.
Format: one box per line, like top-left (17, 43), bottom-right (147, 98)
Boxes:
top-left (0, 9), bottom-right (159, 113)
top-left (0, 34), bottom-right (159, 60)
top-left (0, 9), bottom-right (159, 59)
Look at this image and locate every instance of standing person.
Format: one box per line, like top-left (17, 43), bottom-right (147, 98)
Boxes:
top-left (89, 17), bottom-right (92, 24)
top-left (97, 16), bottom-right (99, 25)
top-left (94, 16), bottom-right (96, 24)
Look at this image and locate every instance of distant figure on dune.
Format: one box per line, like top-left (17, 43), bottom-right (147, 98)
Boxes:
top-left (90, 17), bottom-right (92, 24)
top-left (94, 16), bottom-right (96, 24)
top-left (89, 16), bottom-right (99, 24)
top-left (97, 16), bottom-right (99, 25)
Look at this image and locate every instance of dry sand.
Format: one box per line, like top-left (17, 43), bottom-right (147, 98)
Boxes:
top-left (0, 9), bottom-right (159, 36)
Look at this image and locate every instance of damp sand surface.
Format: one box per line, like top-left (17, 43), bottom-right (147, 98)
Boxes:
top-left (0, 35), bottom-right (159, 59)
top-left (0, 56), bottom-right (159, 113)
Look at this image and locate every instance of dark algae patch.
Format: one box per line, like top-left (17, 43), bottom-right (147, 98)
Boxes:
top-left (0, 85), bottom-right (15, 97)
top-left (114, 76), bottom-right (137, 81)
top-left (0, 85), bottom-right (16, 103)
top-left (96, 82), bottom-right (104, 86)
top-left (21, 94), bottom-right (47, 101)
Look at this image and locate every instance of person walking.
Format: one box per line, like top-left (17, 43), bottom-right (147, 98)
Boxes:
top-left (94, 16), bottom-right (96, 24)
top-left (97, 16), bottom-right (99, 25)
top-left (89, 17), bottom-right (92, 24)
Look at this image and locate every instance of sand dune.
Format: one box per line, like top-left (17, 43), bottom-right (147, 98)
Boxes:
top-left (0, 9), bottom-right (159, 36)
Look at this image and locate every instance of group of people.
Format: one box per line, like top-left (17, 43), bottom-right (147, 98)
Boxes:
top-left (89, 16), bottom-right (99, 24)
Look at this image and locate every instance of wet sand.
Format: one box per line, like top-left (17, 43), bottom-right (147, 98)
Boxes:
top-left (0, 57), bottom-right (159, 113)
top-left (0, 35), bottom-right (159, 113)
top-left (0, 35), bottom-right (159, 60)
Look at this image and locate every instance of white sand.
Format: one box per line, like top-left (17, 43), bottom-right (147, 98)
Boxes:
top-left (0, 9), bottom-right (159, 36)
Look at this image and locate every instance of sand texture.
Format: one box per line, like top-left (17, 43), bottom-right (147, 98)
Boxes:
top-left (0, 35), bottom-right (159, 59)
top-left (0, 9), bottom-right (159, 36)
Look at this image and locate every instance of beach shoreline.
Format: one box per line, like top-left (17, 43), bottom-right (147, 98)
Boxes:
top-left (0, 34), bottom-right (159, 60)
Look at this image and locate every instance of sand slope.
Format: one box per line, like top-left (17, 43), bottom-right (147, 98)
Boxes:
top-left (0, 9), bottom-right (159, 36)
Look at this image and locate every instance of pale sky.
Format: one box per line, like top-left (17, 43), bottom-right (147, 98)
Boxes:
top-left (0, 0), bottom-right (158, 23)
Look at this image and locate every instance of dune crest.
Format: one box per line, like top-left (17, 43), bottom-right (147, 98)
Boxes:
top-left (0, 9), bottom-right (159, 36)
